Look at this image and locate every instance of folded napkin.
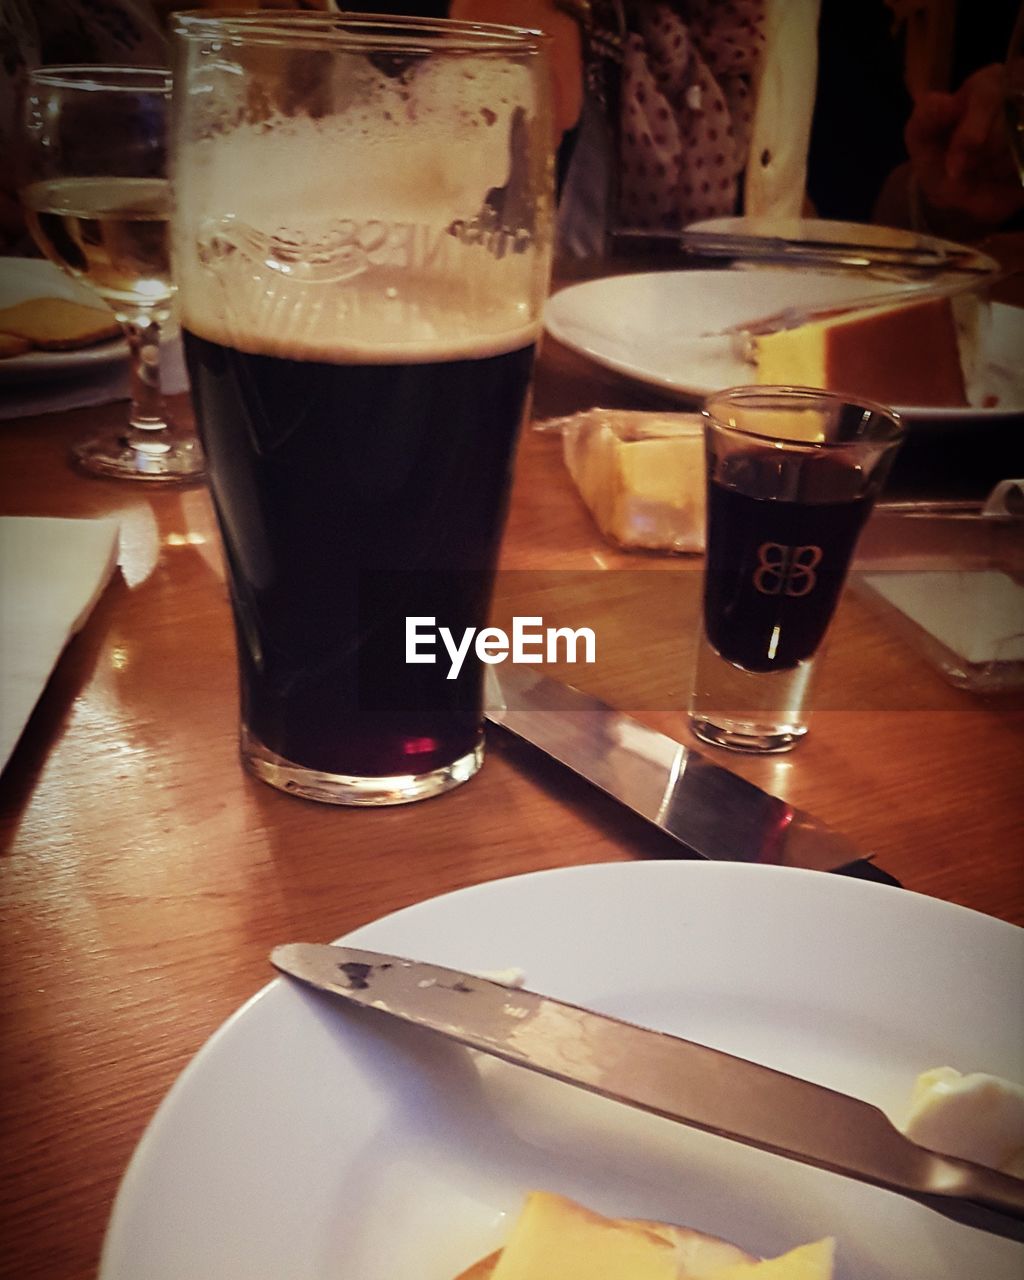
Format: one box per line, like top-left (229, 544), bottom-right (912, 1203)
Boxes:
top-left (861, 569), bottom-right (1024, 666)
top-left (0, 517), bottom-right (120, 772)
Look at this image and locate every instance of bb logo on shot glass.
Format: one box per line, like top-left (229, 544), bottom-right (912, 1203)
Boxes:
top-left (406, 616), bottom-right (596, 680)
top-left (752, 542), bottom-right (824, 598)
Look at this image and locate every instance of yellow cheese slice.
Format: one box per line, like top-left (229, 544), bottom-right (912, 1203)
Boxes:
top-left (705, 1237), bottom-right (835, 1279)
top-left (451, 1190), bottom-right (823, 1280)
top-left (489, 1191), bottom-right (678, 1280)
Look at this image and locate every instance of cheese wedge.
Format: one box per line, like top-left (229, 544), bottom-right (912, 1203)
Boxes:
top-left (0, 297), bottom-right (120, 351)
top-left (452, 1190), bottom-right (834, 1280)
top-left (753, 294), bottom-right (970, 408)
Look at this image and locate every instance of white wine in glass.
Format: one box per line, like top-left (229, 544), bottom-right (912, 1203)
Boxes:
top-left (20, 67), bottom-right (202, 481)
top-left (23, 176), bottom-right (173, 311)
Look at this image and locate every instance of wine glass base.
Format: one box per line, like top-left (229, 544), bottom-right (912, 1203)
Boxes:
top-left (72, 430), bottom-right (204, 482)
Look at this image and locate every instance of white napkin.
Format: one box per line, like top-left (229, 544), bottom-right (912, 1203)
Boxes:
top-left (0, 517), bottom-right (120, 772)
top-left (862, 569), bottom-right (1024, 666)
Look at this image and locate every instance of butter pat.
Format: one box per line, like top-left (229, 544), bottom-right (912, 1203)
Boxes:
top-left (902, 1067), bottom-right (1024, 1176)
top-left (471, 967), bottom-right (527, 988)
top-left (560, 410), bottom-right (705, 552)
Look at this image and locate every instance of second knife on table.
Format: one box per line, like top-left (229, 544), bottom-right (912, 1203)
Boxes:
top-left (485, 666), bottom-right (898, 883)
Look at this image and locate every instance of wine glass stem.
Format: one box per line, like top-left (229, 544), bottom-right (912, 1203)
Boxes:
top-left (121, 311), bottom-right (170, 434)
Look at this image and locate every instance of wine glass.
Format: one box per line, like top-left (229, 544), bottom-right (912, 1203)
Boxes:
top-left (19, 66), bottom-right (203, 481)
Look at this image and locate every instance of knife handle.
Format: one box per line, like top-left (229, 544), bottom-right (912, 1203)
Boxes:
top-left (833, 860), bottom-right (903, 888)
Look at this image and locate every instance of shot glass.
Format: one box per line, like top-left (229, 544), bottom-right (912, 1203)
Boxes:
top-left (688, 386), bottom-right (904, 753)
top-left (171, 13), bottom-right (554, 804)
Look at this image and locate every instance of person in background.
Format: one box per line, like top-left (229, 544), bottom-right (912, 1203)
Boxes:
top-left (614, 2), bottom-right (821, 229)
top-left (875, 61), bottom-right (1024, 239)
top-left (812, 0), bottom-right (1024, 241)
top-left (548, 0), bottom-right (1024, 257)
top-left (542, 1), bottom-right (822, 258)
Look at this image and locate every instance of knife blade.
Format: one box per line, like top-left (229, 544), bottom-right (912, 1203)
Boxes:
top-left (484, 666), bottom-right (892, 880)
top-left (611, 227), bottom-right (991, 274)
top-left (666, 228), bottom-right (986, 271)
top-left (270, 943), bottom-right (1024, 1243)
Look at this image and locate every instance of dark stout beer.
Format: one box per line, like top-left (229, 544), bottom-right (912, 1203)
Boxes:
top-left (172, 12), bottom-right (554, 797)
top-left (184, 331), bottom-right (535, 777)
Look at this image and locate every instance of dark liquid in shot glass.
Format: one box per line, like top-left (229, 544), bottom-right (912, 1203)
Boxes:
top-left (703, 455), bottom-right (874, 674)
top-left (183, 330), bottom-right (535, 778)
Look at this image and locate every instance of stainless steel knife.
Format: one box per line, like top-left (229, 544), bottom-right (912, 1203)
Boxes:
top-left (270, 943), bottom-right (1024, 1244)
top-left (612, 227), bottom-right (991, 275)
top-left (484, 666), bottom-right (891, 880)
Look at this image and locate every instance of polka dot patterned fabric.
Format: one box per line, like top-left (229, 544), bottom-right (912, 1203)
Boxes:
top-left (619, 0), bottom-right (767, 229)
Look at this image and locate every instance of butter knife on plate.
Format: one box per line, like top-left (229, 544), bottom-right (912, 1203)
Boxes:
top-left (484, 666), bottom-right (897, 883)
top-left (270, 944), bottom-right (1024, 1243)
top-left (613, 227), bottom-right (992, 275)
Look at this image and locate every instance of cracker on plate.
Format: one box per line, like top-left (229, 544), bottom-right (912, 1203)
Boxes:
top-left (0, 297), bottom-right (120, 352)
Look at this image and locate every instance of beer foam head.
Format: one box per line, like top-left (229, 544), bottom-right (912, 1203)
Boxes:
top-left (172, 47), bottom-right (552, 361)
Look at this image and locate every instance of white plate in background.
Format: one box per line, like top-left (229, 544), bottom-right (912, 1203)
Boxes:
top-left (544, 269), bottom-right (1024, 421)
top-left (0, 257), bottom-right (127, 384)
top-left (98, 860), bottom-right (1024, 1280)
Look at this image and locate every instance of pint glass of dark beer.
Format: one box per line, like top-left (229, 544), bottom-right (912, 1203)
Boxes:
top-left (171, 13), bottom-right (554, 804)
top-left (689, 386), bottom-right (904, 753)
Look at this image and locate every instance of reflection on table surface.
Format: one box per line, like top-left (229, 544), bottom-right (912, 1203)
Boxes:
top-left (1, 257), bottom-right (1022, 1280)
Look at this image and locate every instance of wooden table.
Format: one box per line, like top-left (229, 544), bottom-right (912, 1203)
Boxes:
top-left (1, 320), bottom-right (1022, 1280)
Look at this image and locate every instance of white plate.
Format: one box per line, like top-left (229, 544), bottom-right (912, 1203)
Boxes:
top-left (0, 337), bottom-right (129, 385)
top-left (544, 270), bottom-right (1024, 422)
top-left (0, 258), bottom-right (127, 384)
top-left (98, 861), bottom-right (1024, 1280)
top-left (97, 860), bottom-right (1024, 1280)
